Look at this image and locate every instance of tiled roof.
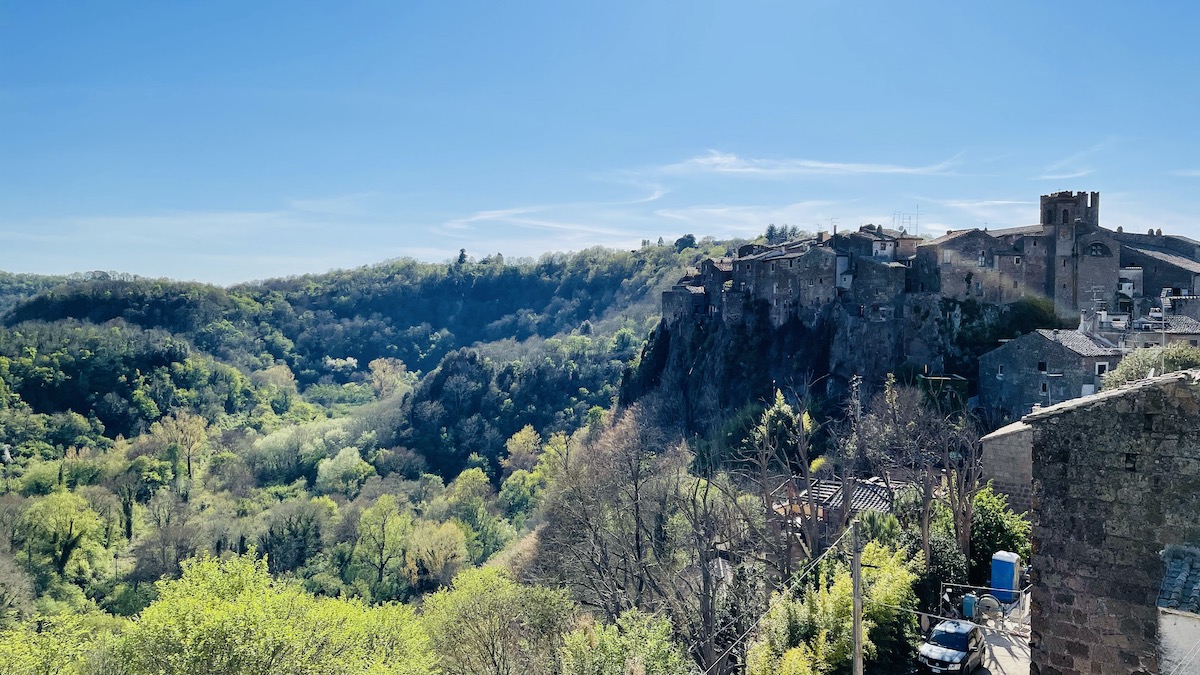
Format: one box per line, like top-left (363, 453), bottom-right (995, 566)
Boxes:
top-left (1127, 247), bottom-right (1200, 274)
top-left (918, 228), bottom-right (984, 247)
top-left (1034, 329), bottom-right (1123, 357)
top-left (981, 420), bottom-right (1031, 443)
top-left (1024, 369), bottom-right (1200, 421)
top-left (1131, 315), bottom-right (1200, 334)
top-left (795, 478), bottom-right (896, 515)
top-left (1159, 545), bottom-right (1200, 614)
top-left (988, 224), bottom-right (1044, 238)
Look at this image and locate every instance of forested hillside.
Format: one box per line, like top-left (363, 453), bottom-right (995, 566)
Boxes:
top-left (0, 237), bottom-right (1031, 674)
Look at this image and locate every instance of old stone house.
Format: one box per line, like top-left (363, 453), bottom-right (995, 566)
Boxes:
top-left (980, 420), bottom-right (1034, 513)
top-left (979, 329), bottom-right (1123, 422)
top-left (1024, 370), bottom-right (1200, 675)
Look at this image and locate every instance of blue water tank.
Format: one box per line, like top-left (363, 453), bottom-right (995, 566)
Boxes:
top-left (962, 592), bottom-right (978, 619)
top-left (991, 551), bottom-right (1021, 603)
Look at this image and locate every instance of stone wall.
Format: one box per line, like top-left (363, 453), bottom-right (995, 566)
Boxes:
top-left (1027, 372), bottom-right (1200, 675)
top-left (980, 421), bottom-right (1033, 513)
top-left (978, 333), bottom-right (1113, 422)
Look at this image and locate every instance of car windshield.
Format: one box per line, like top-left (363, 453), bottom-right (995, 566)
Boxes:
top-left (928, 629), bottom-right (969, 651)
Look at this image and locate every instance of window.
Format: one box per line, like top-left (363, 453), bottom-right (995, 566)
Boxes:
top-left (1013, 280), bottom-right (1019, 289)
top-left (1096, 362), bottom-right (1109, 375)
top-left (1014, 256), bottom-right (1022, 265)
top-left (878, 242), bottom-right (886, 251)
top-left (1041, 382), bottom-right (1049, 394)
top-left (1033, 239), bottom-right (1038, 247)
top-left (819, 278), bottom-right (824, 284)
top-left (1063, 259), bottom-right (1068, 268)
top-left (771, 263), bottom-right (776, 272)
top-left (1038, 361), bottom-right (1047, 372)
top-left (975, 281), bottom-right (983, 291)
top-left (997, 364), bottom-right (1005, 376)
top-left (1088, 242), bottom-right (1112, 257)
top-left (1063, 208), bottom-right (1070, 223)
top-left (808, 279), bottom-right (814, 287)
top-left (1191, 340), bottom-right (1199, 347)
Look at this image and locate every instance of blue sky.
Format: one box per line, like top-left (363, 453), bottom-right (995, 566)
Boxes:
top-left (3, 1), bottom-right (1200, 284)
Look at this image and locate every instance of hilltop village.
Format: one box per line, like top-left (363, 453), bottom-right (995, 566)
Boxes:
top-left (664, 190), bottom-right (1200, 420)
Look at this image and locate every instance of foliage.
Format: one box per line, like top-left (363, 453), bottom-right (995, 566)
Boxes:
top-left (562, 610), bottom-right (692, 675)
top-left (113, 553), bottom-right (438, 675)
top-left (746, 543), bottom-right (918, 675)
top-left (423, 566), bottom-right (576, 675)
top-left (968, 484), bottom-right (1031, 586)
top-left (1103, 342), bottom-right (1200, 389)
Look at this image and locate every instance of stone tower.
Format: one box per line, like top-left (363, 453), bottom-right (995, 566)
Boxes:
top-left (1039, 191), bottom-right (1104, 315)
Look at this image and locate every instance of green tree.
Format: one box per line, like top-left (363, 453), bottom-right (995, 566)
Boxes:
top-left (1103, 342), bottom-right (1200, 389)
top-left (562, 610), bottom-right (691, 675)
top-left (114, 553), bottom-right (437, 675)
top-left (423, 566), bottom-right (575, 675)
top-left (22, 491), bottom-right (102, 576)
top-left (355, 494), bottom-right (414, 593)
top-left (746, 543), bottom-right (918, 675)
top-left (315, 446), bottom-right (375, 498)
top-left (0, 613), bottom-right (100, 675)
top-left (968, 484), bottom-right (1031, 585)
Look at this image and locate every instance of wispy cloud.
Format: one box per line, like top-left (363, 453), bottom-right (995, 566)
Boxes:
top-left (1033, 142), bottom-right (1110, 180)
top-left (923, 196), bottom-right (1039, 229)
top-left (659, 150), bottom-right (962, 177)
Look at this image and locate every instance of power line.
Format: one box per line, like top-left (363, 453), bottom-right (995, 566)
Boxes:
top-left (699, 526), bottom-right (855, 674)
top-left (864, 599), bottom-right (1032, 641)
top-left (1166, 636), bottom-right (1200, 675)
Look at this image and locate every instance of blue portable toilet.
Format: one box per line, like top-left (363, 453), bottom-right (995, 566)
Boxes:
top-left (991, 551), bottom-right (1021, 603)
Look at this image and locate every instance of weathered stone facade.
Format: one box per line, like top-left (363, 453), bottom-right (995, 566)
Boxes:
top-left (979, 329), bottom-right (1123, 422)
top-left (980, 420), bottom-right (1034, 513)
top-left (1026, 371), bottom-right (1200, 675)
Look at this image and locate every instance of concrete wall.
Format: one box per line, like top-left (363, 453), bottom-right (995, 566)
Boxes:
top-left (1027, 372), bottom-right (1200, 675)
top-left (1158, 609), bottom-right (1200, 675)
top-left (981, 421), bottom-right (1034, 513)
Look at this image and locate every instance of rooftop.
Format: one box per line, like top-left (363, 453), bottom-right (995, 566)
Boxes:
top-left (788, 477), bottom-right (897, 516)
top-left (1024, 369), bottom-right (1200, 422)
top-left (918, 228), bottom-right (984, 247)
top-left (1159, 545), bottom-right (1200, 615)
top-left (988, 224), bottom-right (1044, 238)
top-left (1127, 246), bottom-right (1200, 274)
top-left (981, 420), bottom-right (1031, 443)
top-left (1131, 314), bottom-right (1200, 334)
top-left (1034, 329), bottom-right (1123, 357)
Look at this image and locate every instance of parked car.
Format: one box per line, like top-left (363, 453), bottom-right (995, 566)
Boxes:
top-left (917, 620), bottom-right (989, 673)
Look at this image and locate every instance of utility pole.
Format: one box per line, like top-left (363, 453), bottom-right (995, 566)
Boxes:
top-left (852, 519), bottom-right (864, 675)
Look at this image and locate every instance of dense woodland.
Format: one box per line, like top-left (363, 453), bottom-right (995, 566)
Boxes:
top-left (0, 237), bottom-right (1035, 675)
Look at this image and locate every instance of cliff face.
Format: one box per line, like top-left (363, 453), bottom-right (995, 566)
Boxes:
top-left (624, 294), bottom-right (1056, 435)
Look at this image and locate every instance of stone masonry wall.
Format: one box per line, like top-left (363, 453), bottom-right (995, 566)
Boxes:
top-left (981, 421), bottom-right (1033, 514)
top-left (1027, 373), bottom-right (1200, 675)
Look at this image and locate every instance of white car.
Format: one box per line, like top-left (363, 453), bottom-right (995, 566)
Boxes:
top-left (917, 620), bottom-right (989, 673)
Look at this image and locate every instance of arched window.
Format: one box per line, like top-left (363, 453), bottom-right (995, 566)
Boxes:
top-left (1062, 209), bottom-right (1070, 224)
top-left (1088, 242), bottom-right (1112, 257)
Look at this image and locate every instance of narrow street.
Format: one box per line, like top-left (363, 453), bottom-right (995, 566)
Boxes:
top-left (978, 629), bottom-right (1030, 675)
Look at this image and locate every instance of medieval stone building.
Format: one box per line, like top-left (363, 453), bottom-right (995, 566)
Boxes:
top-left (1024, 371), bottom-right (1200, 675)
